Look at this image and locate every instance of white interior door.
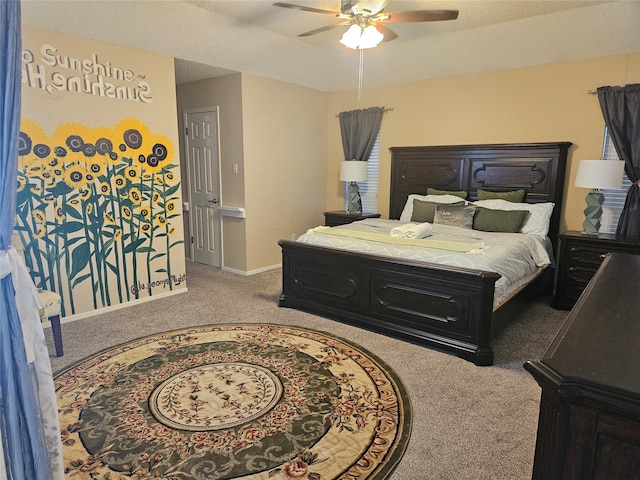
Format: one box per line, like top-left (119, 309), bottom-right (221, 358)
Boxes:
top-left (185, 108), bottom-right (222, 267)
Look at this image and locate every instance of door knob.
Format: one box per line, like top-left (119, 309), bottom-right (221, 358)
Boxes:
top-left (208, 199), bottom-right (218, 204)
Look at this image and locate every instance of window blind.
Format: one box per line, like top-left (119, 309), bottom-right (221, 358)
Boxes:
top-left (344, 131), bottom-right (379, 214)
top-left (599, 127), bottom-right (631, 233)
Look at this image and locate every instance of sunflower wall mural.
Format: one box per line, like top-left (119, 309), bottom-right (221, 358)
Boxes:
top-left (20, 25), bottom-right (186, 319)
top-left (16, 118), bottom-right (186, 317)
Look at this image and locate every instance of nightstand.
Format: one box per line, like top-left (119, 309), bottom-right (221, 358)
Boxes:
top-left (323, 211), bottom-right (381, 227)
top-left (552, 230), bottom-right (640, 310)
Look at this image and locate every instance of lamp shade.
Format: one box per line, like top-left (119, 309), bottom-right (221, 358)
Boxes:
top-left (339, 24), bottom-right (383, 50)
top-left (339, 161), bottom-right (368, 182)
top-left (574, 160), bottom-right (625, 189)
top-left (339, 24), bottom-right (362, 49)
top-left (359, 25), bottom-right (384, 49)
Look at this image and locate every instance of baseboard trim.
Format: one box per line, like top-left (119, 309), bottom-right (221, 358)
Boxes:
top-left (51, 288), bottom-right (189, 326)
top-left (222, 263), bottom-right (281, 276)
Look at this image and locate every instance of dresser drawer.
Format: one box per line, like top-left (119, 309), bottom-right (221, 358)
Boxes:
top-left (565, 263), bottom-right (600, 287)
top-left (565, 246), bottom-right (609, 268)
top-left (563, 246), bottom-right (608, 292)
top-left (557, 263), bottom-right (603, 307)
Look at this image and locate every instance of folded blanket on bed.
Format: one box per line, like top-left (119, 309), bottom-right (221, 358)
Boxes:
top-left (404, 222), bottom-right (432, 239)
top-left (308, 226), bottom-right (484, 252)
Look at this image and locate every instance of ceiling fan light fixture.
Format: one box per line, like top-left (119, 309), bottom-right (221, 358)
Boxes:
top-left (339, 24), bottom-right (363, 49)
top-left (340, 23), bottom-right (383, 49)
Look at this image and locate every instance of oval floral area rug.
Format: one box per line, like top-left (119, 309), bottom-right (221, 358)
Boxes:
top-left (55, 324), bottom-right (412, 479)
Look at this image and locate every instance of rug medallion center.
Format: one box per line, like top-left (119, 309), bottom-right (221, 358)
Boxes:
top-left (149, 362), bottom-right (283, 431)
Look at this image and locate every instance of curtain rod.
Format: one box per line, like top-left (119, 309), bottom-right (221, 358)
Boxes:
top-left (335, 107), bottom-right (393, 117)
top-left (588, 90), bottom-right (597, 95)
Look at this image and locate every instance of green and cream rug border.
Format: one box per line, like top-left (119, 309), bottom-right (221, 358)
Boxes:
top-left (55, 324), bottom-right (412, 479)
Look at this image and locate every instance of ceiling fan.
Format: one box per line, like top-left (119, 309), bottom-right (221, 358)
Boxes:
top-left (273, 0), bottom-right (459, 49)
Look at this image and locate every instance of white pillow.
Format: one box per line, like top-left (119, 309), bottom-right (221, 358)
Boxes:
top-left (400, 194), bottom-right (468, 221)
top-left (472, 199), bottom-right (555, 236)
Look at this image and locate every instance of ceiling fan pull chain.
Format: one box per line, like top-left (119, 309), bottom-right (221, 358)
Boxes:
top-left (358, 48), bottom-right (364, 101)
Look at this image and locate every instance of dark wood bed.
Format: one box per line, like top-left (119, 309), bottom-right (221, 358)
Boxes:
top-left (279, 142), bottom-right (572, 365)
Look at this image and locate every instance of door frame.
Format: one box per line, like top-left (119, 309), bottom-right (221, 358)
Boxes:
top-left (183, 106), bottom-right (223, 267)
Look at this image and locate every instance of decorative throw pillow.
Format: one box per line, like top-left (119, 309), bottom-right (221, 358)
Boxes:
top-left (411, 199), bottom-right (464, 223)
top-left (400, 194), bottom-right (469, 221)
top-left (477, 189), bottom-right (526, 203)
top-left (473, 207), bottom-right (529, 233)
top-left (433, 203), bottom-right (477, 229)
top-left (472, 199), bottom-right (555, 236)
top-left (427, 188), bottom-right (467, 199)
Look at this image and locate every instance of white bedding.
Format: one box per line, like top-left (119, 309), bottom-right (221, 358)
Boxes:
top-left (296, 218), bottom-right (554, 308)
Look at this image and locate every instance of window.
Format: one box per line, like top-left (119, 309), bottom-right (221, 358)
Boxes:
top-left (599, 127), bottom-right (631, 233)
top-left (344, 131), bottom-right (379, 214)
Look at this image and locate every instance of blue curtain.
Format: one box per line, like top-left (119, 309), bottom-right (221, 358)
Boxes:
top-left (1, 2), bottom-right (62, 478)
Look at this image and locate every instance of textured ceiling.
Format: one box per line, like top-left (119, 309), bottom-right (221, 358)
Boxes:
top-left (21, 0), bottom-right (640, 92)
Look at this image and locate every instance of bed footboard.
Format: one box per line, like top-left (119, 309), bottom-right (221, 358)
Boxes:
top-left (279, 240), bottom-right (501, 366)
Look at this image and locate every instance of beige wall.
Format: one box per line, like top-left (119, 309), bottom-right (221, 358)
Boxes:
top-left (326, 52), bottom-right (640, 233)
top-left (241, 74), bottom-right (328, 272)
top-left (176, 73), bottom-right (328, 273)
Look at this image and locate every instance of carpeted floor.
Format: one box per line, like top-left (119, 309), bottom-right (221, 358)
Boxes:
top-left (48, 260), bottom-right (569, 479)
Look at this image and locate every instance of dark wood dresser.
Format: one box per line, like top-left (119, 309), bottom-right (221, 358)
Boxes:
top-left (323, 210), bottom-right (380, 227)
top-left (525, 253), bottom-right (640, 480)
top-left (552, 230), bottom-right (640, 310)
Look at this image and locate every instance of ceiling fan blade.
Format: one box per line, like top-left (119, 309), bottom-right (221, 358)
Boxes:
top-left (376, 23), bottom-right (398, 42)
top-left (381, 9), bottom-right (459, 23)
top-left (272, 2), bottom-right (340, 16)
top-left (298, 21), bottom-right (352, 37)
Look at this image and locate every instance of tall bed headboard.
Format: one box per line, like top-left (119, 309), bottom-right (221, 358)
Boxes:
top-left (388, 142), bottom-right (572, 249)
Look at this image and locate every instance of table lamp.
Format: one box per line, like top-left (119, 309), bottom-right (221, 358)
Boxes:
top-left (339, 160), bottom-right (368, 214)
top-left (574, 159), bottom-right (625, 234)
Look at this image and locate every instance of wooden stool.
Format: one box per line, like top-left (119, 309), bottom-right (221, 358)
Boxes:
top-left (37, 289), bottom-right (63, 356)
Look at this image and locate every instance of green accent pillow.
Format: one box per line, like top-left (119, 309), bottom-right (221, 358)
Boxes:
top-left (427, 188), bottom-right (467, 199)
top-left (433, 204), bottom-right (477, 229)
top-left (473, 207), bottom-right (529, 233)
top-left (411, 199), bottom-right (464, 222)
top-left (477, 189), bottom-right (526, 203)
